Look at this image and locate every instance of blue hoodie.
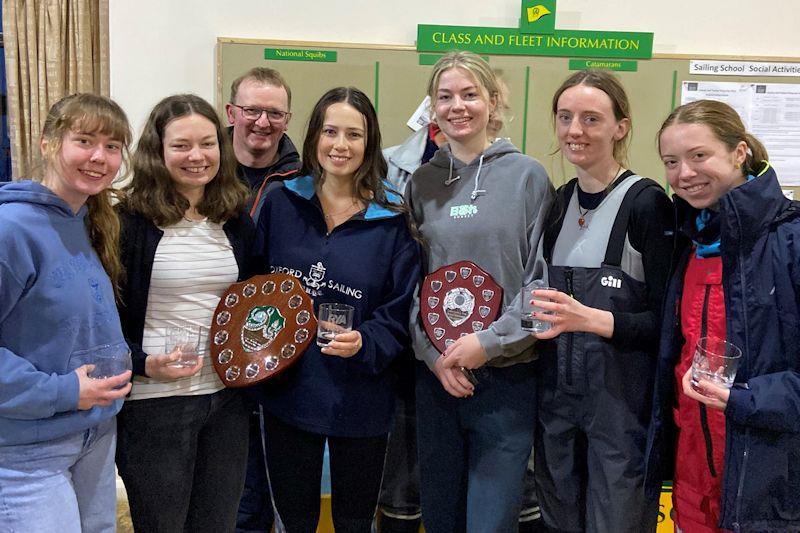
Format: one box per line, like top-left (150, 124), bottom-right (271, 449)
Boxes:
top-left (0, 181), bottom-right (126, 446)
top-left (255, 176), bottom-right (421, 437)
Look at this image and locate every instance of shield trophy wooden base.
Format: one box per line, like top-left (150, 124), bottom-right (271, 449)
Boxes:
top-left (210, 273), bottom-right (316, 387)
top-left (420, 260), bottom-right (503, 354)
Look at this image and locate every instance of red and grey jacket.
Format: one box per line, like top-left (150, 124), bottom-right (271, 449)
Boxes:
top-left (646, 163), bottom-right (800, 532)
top-left (672, 252), bottom-right (727, 533)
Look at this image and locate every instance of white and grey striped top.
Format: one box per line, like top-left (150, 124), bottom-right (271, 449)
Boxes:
top-left (128, 218), bottom-right (239, 401)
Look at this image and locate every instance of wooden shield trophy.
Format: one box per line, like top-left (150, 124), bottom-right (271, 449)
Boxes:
top-left (420, 260), bottom-right (503, 354)
top-left (210, 273), bottom-right (316, 387)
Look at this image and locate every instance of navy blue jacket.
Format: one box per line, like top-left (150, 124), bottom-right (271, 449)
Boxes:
top-left (645, 164), bottom-right (800, 531)
top-left (254, 176), bottom-right (421, 437)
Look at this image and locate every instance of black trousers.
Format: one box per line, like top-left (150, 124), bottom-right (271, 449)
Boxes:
top-left (263, 412), bottom-right (388, 533)
top-left (378, 390), bottom-right (420, 519)
top-left (236, 406), bottom-right (276, 532)
top-left (116, 388), bottom-right (249, 533)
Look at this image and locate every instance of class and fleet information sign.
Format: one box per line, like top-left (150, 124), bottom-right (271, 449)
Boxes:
top-left (417, 24), bottom-right (653, 59)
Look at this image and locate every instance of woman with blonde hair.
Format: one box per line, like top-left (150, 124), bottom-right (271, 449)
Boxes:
top-left (407, 51), bottom-right (553, 532)
top-left (646, 99), bottom-right (800, 532)
top-left (115, 93), bottom-right (254, 532)
top-left (0, 93), bottom-right (133, 532)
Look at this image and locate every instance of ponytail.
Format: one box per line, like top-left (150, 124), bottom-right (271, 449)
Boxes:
top-left (85, 190), bottom-right (123, 296)
top-left (743, 133), bottom-right (769, 176)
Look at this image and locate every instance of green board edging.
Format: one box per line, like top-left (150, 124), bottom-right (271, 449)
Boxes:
top-left (569, 59), bottom-right (637, 72)
top-left (264, 48), bottom-right (337, 62)
top-left (671, 70), bottom-right (678, 111)
top-left (374, 61), bottom-right (380, 113)
top-left (522, 66), bottom-right (531, 154)
top-left (665, 69), bottom-right (679, 194)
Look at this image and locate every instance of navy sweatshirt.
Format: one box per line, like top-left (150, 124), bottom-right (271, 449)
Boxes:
top-left (254, 176), bottom-right (421, 437)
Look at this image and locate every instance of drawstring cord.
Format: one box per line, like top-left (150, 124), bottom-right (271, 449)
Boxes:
top-left (444, 156), bottom-right (460, 186)
top-left (443, 153), bottom-right (486, 204)
top-left (470, 154), bottom-right (486, 202)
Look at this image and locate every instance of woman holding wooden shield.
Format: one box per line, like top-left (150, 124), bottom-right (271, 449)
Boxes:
top-left (407, 51), bottom-right (553, 532)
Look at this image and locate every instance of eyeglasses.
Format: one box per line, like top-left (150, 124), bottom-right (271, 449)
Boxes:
top-left (230, 104), bottom-right (290, 124)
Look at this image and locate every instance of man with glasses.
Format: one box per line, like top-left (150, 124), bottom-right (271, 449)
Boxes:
top-left (228, 68), bottom-right (298, 533)
top-left (226, 67), bottom-right (300, 222)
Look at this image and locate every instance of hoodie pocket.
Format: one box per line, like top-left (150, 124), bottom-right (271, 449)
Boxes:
top-left (64, 346), bottom-right (93, 374)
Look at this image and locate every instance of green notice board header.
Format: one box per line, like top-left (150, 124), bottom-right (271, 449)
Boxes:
top-left (417, 24), bottom-right (653, 59)
top-left (569, 59), bottom-right (638, 71)
top-left (264, 48), bottom-right (337, 62)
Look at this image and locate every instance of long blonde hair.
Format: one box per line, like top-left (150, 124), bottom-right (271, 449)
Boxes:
top-left (36, 93), bottom-right (132, 293)
top-left (427, 51), bottom-right (509, 136)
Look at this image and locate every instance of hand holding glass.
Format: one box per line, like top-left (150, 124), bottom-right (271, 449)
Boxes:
top-left (317, 303), bottom-right (355, 347)
top-left (165, 325), bottom-right (202, 368)
top-left (521, 280), bottom-right (556, 333)
top-left (88, 343), bottom-right (132, 382)
top-left (690, 336), bottom-right (742, 391)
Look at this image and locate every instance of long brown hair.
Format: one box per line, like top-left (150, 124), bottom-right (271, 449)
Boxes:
top-left (300, 87), bottom-right (420, 240)
top-left (36, 93), bottom-right (131, 293)
top-left (551, 69), bottom-right (632, 165)
top-left (657, 99), bottom-right (768, 177)
top-left (124, 94), bottom-right (249, 226)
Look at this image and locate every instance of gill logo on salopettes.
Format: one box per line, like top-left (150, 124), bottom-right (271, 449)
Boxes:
top-left (526, 4), bottom-right (552, 22)
top-left (241, 306), bottom-right (285, 352)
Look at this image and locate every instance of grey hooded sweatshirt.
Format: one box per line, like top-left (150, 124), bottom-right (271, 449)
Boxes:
top-left (407, 138), bottom-right (554, 369)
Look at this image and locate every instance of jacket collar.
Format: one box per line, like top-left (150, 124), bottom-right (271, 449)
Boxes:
top-left (387, 127), bottom-right (428, 175)
top-left (273, 134), bottom-right (301, 170)
top-left (226, 127), bottom-right (300, 172)
top-left (284, 175), bottom-right (403, 221)
top-left (675, 163), bottom-right (790, 245)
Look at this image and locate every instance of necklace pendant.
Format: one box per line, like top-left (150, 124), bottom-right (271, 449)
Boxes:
top-left (577, 204), bottom-right (591, 230)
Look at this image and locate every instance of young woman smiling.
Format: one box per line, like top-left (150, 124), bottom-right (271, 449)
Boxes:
top-left (115, 94), bottom-right (254, 532)
top-left (407, 51), bottom-right (553, 532)
top-left (0, 93), bottom-right (133, 532)
top-left (254, 87), bottom-right (420, 532)
top-left (529, 70), bottom-right (674, 532)
top-left (645, 99), bottom-right (800, 532)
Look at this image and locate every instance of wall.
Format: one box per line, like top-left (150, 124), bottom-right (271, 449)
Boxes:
top-left (109, 0), bottom-right (800, 135)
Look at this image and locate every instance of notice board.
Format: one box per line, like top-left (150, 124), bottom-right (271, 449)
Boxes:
top-left (217, 38), bottom-right (800, 193)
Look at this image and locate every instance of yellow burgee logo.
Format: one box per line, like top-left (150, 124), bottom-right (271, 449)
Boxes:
top-left (526, 4), bottom-right (552, 22)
